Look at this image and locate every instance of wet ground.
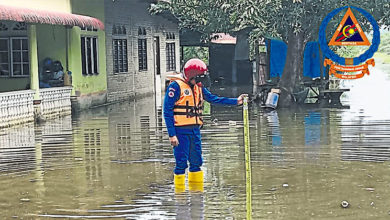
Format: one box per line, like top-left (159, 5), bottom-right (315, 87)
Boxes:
top-left (2, 63), bottom-right (390, 219)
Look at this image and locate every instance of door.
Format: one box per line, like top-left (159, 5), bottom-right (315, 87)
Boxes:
top-left (153, 37), bottom-right (162, 108)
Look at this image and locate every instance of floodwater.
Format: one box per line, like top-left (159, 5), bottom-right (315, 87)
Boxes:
top-left (2, 64), bottom-right (390, 219)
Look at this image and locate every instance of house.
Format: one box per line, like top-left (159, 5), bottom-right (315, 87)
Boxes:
top-left (0, 0), bottom-right (181, 129)
top-left (0, 0), bottom-right (107, 128)
top-left (104, 0), bottom-right (180, 104)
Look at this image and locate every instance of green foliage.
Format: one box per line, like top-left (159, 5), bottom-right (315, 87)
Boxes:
top-left (378, 31), bottom-right (390, 54)
top-left (183, 47), bottom-right (209, 65)
top-left (333, 46), bottom-right (365, 58)
top-left (151, 0), bottom-right (390, 43)
top-left (374, 52), bottom-right (390, 64)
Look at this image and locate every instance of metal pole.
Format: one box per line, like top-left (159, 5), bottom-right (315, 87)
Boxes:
top-left (243, 97), bottom-right (252, 220)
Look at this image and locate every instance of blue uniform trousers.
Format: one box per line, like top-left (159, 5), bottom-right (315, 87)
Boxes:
top-left (173, 127), bottom-right (202, 175)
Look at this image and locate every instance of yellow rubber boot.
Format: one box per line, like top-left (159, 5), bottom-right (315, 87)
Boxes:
top-left (188, 171), bottom-right (204, 192)
top-left (174, 174), bottom-right (185, 193)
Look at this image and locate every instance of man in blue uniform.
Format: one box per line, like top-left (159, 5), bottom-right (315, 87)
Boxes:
top-left (164, 58), bottom-right (247, 192)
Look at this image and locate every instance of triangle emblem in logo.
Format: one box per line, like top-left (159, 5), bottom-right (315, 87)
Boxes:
top-left (328, 8), bottom-right (371, 46)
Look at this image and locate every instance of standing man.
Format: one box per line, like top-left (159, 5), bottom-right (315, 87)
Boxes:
top-left (164, 58), bottom-right (247, 192)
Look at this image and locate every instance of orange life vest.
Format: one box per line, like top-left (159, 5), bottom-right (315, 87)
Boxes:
top-left (173, 79), bottom-right (204, 126)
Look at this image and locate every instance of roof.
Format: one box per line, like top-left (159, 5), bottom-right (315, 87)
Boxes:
top-left (0, 4), bottom-right (104, 30)
top-left (211, 33), bottom-right (236, 44)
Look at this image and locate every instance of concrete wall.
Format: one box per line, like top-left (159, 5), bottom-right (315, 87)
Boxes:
top-left (104, 0), bottom-right (180, 103)
top-left (0, 20), bottom-right (30, 92)
top-left (70, 0), bottom-right (108, 109)
top-left (0, 0), bottom-right (71, 13)
top-left (36, 24), bottom-right (67, 71)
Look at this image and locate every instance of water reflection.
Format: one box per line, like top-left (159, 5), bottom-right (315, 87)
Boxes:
top-left (175, 192), bottom-right (204, 220)
top-left (40, 116), bottom-right (74, 169)
top-left (266, 110), bottom-right (282, 147)
top-left (304, 111), bottom-right (329, 161)
top-left (0, 124), bottom-right (35, 174)
top-left (3, 66), bottom-right (390, 218)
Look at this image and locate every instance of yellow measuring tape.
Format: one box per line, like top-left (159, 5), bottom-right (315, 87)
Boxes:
top-left (243, 97), bottom-right (252, 220)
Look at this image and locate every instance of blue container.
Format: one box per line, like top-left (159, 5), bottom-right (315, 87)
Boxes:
top-left (265, 92), bottom-right (279, 109)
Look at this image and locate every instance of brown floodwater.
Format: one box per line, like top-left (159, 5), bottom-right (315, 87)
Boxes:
top-left (1, 63), bottom-right (390, 219)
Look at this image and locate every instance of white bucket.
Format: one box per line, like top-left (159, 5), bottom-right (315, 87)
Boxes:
top-left (265, 92), bottom-right (279, 109)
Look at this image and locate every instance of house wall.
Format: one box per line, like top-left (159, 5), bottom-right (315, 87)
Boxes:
top-left (36, 24), bottom-right (67, 72)
top-left (0, 78), bottom-right (29, 92)
top-left (0, 23), bottom-right (67, 93)
top-left (0, 0), bottom-right (71, 13)
top-left (70, 0), bottom-right (108, 109)
top-left (0, 21), bottom-right (30, 92)
top-left (104, 0), bottom-right (180, 103)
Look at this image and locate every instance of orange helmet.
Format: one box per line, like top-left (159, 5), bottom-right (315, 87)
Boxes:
top-left (183, 58), bottom-right (207, 81)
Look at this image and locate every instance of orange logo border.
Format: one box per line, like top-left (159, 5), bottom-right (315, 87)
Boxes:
top-left (328, 8), bottom-right (370, 46)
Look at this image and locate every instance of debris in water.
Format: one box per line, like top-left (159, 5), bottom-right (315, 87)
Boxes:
top-left (341, 200), bottom-right (349, 208)
top-left (228, 120), bottom-right (237, 126)
top-left (282, 183), bottom-right (289, 188)
top-left (20, 198), bottom-right (30, 202)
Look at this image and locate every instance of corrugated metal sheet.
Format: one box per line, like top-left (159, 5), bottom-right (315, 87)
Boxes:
top-left (211, 33), bottom-right (236, 44)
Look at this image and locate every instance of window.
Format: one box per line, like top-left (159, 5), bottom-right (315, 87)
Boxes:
top-left (0, 22), bottom-right (8, 31)
top-left (13, 22), bottom-right (27, 31)
top-left (0, 39), bottom-right (9, 76)
top-left (112, 25), bottom-right (128, 73)
top-left (138, 27), bottom-right (147, 71)
top-left (0, 37), bottom-right (29, 77)
top-left (138, 27), bottom-right (146, 36)
top-left (113, 39), bottom-right (128, 73)
top-left (166, 43), bottom-right (176, 71)
top-left (138, 39), bottom-right (147, 71)
top-left (80, 26), bottom-right (98, 32)
top-left (166, 32), bottom-right (175, 40)
top-left (113, 25), bottom-right (126, 35)
top-left (81, 36), bottom-right (99, 75)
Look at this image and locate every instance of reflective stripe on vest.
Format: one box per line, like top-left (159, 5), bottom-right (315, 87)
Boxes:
top-left (173, 79), bottom-right (204, 126)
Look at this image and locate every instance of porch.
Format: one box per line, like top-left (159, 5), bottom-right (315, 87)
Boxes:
top-left (0, 4), bottom-right (104, 128)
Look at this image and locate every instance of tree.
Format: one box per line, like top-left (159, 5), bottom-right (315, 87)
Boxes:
top-left (151, 0), bottom-right (390, 107)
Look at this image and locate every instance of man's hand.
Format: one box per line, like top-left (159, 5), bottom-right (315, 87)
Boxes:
top-left (169, 136), bottom-right (179, 147)
top-left (237, 94), bottom-right (249, 105)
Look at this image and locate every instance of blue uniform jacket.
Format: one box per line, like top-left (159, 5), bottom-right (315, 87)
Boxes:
top-left (163, 81), bottom-right (238, 137)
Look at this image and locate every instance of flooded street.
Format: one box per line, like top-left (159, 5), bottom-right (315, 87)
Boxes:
top-left (2, 65), bottom-right (390, 219)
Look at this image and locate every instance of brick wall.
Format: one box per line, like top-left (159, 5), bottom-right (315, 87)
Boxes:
top-left (104, 0), bottom-right (180, 103)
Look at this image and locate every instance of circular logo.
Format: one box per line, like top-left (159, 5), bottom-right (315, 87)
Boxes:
top-left (319, 6), bottom-right (380, 79)
top-left (184, 89), bottom-right (191, 96)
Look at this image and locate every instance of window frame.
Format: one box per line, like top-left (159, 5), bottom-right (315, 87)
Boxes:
top-left (0, 37), bottom-right (29, 78)
top-left (10, 37), bottom-right (29, 77)
top-left (113, 38), bottom-right (128, 74)
top-left (81, 35), bottom-right (99, 76)
top-left (0, 38), bottom-right (10, 77)
top-left (138, 38), bottom-right (148, 71)
top-left (166, 42), bottom-right (176, 71)
top-left (112, 24), bottom-right (128, 74)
